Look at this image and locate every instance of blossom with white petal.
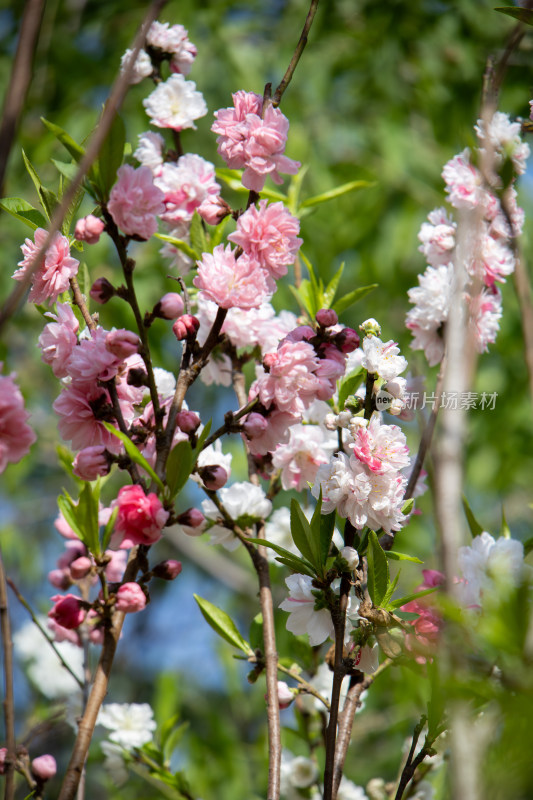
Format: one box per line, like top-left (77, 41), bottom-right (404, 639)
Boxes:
top-left (361, 336), bottom-right (407, 381)
top-left (97, 703), bottom-right (156, 750)
top-left (457, 531), bottom-right (526, 607)
top-left (143, 74), bottom-right (207, 131)
top-left (201, 482), bottom-right (272, 551)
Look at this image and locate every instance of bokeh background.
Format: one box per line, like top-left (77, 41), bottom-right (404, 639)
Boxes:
top-left (1, 1), bottom-right (533, 797)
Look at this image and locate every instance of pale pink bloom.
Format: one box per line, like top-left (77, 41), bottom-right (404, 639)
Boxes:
top-left (143, 74), bottom-right (207, 130)
top-left (73, 446), bottom-right (111, 481)
top-left (38, 303), bottom-right (79, 378)
top-left (468, 286), bottom-right (502, 354)
top-left (246, 408), bottom-right (300, 456)
top-left (47, 616), bottom-right (81, 645)
top-left (13, 228), bottom-right (79, 305)
top-left (159, 220), bottom-right (194, 274)
top-left (486, 186), bottom-right (524, 239)
top-left (272, 423), bottom-right (335, 491)
top-left (90, 277), bottom-right (115, 304)
top-left (406, 264), bottom-right (452, 366)
top-left (105, 549), bottom-right (127, 583)
top-left (340, 546), bottom-right (359, 570)
top-left (228, 200), bottom-right (302, 280)
top-left (114, 353), bottom-right (147, 408)
top-left (67, 327), bottom-right (123, 388)
top-left (253, 340), bottom-right (322, 416)
top-left (242, 104), bottom-right (300, 191)
top-left (111, 485), bottom-right (169, 548)
top-left (475, 111), bottom-right (530, 176)
top-left (134, 131), bottom-right (165, 173)
top-left (194, 245), bottom-right (270, 309)
top-left (279, 574), bottom-right (359, 646)
top-left (31, 755), bottom-right (57, 781)
top-left (115, 582), bottom-right (146, 613)
top-left (349, 643), bottom-right (380, 674)
top-left (442, 149), bottom-right (484, 209)
top-left (314, 344), bottom-right (347, 399)
top-left (120, 48), bottom-right (153, 84)
top-left (471, 233), bottom-right (515, 286)
top-left (74, 214), bottom-right (105, 244)
top-left (418, 207), bottom-right (456, 267)
top-left (48, 594), bottom-right (85, 629)
top-left (361, 336), bottom-right (407, 381)
top-left (53, 384), bottom-right (123, 453)
top-left (0, 368), bottom-right (36, 473)
top-left (350, 414), bottom-right (410, 475)
top-left (199, 465), bottom-right (228, 491)
top-left (108, 164), bottom-right (164, 240)
top-left (401, 570), bottom-right (445, 660)
top-left (154, 154), bottom-right (220, 224)
top-left (146, 21), bottom-right (197, 75)
top-left (201, 482), bottom-right (272, 551)
top-left (212, 90), bottom-right (263, 168)
top-left (156, 292), bottom-right (185, 319)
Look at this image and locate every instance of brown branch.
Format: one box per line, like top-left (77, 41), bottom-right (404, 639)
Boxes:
top-left (0, 547), bottom-right (16, 800)
top-left (272, 0), bottom-right (320, 106)
top-left (0, 0), bottom-right (169, 336)
top-left (332, 674), bottom-right (374, 799)
top-left (0, 0), bottom-right (45, 194)
top-left (69, 277), bottom-right (97, 332)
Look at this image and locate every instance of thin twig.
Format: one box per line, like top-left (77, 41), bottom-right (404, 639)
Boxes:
top-left (201, 397), bottom-right (258, 450)
top-left (275, 663), bottom-right (331, 710)
top-left (0, 0), bottom-right (45, 194)
top-left (272, 0), bottom-right (320, 106)
top-left (0, 0), bottom-right (169, 336)
top-left (0, 547), bottom-right (16, 800)
top-left (69, 277), bottom-right (96, 332)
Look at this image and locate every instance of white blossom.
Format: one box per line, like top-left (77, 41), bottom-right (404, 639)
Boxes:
top-left (134, 131), bottom-right (165, 172)
top-left (361, 336), bottom-right (407, 382)
top-left (120, 48), bottom-right (153, 84)
top-left (457, 531), bottom-right (526, 607)
top-left (143, 74), bottom-right (207, 131)
top-left (97, 703), bottom-right (156, 750)
top-left (13, 618), bottom-right (83, 699)
top-left (202, 482), bottom-right (272, 551)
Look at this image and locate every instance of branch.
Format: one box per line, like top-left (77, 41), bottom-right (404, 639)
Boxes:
top-left (272, 0), bottom-right (320, 106)
top-left (0, 547), bottom-right (16, 800)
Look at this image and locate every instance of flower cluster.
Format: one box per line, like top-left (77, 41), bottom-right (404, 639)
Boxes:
top-left (12, 228), bottom-right (79, 305)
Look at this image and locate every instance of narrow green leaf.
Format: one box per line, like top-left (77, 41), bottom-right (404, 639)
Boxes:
top-left (79, 481), bottom-right (101, 555)
top-left (338, 367), bottom-right (365, 411)
top-left (462, 495), bottom-right (484, 538)
top-left (22, 150), bottom-right (58, 220)
top-left (310, 491), bottom-right (334, 569)
top-left (385, 550), bottom-right (423, 564)
top-left (333, 284), bottom-right (378, 316)
top-left (243, 536), bottom-right (316, 576)
top-left (57, 493), bottom-right (84, 543)
top-left (76, 262), bottom-right (91, 300)
top-left (401, 498), bottom-right (414, 516)
top-left (380, 571), bottom-right (401, 608)
top-left (300, 180), bottom-right (373, 209)
top-left (41, 117), bottom-right (85, 162)
top-left (98, 112), bottom-right (126, 199)
top-left (500, 506), bottom-right (511, 539)
top-left (274, 556), bottom-right (316, 578)
top-left (287, 164), bottom-right (309, 215)
top-left (166, 440), bottom-right (194, 499)
top-left (101, 506), bottom-right (118, 552)
top-left (366, 530), bottom-right (390, 607)
top-left (189, 211), bottom-right (207, 255)
top-left (153, 232), bottom-right (199, 261)
top-left (523, 537), bottom-right (533, 557)
top-left (289, 281), bottom-right (314, 319)
top-left (322, 262), bottom-right (344, 308)
top-left (290, 499), bottom-right (317, 566)
top-left (194, 594), bottom-right (252, 654)
top-left (387, 586), bottom-right (437, 611)
top-left (258, 187), bottom-right (287, 202)
top-left (102, 423), bottom-right (165, 491)
top-left (51, 159), bottom-right (78, 182)
top-left (249, 613), bottom-right (263, 651)
top-left (0, 198), bottom-right (48, 230)
top-left (495, 7), bottom-right (533, 25)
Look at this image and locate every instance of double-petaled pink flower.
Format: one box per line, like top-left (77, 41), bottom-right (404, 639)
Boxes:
top-left (194, 244), bottom-right (270, 309)
top-left (108, 164), bottom-right (165, 240)
top-left (111, 485), bottom-right (169, 548)
top-left (0, 367), bottom-right (36, 473)
top-left (13, 228), bottom-right (79, 305)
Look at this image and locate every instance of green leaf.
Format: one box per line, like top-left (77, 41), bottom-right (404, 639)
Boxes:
top-left (366, 530), bottom-right (390, 607)
top-left (0, 197), bottom-right (48, 230)
top-left (500, 506), bottom-right (511, 539)
top-left (166, 440), bottom-right (194, 499)
top-left (387, 586), bottom-right (437, 611)
top-left (310, 490), bottom-right (335, 569)
top-left (289, 281), bottom-right (314, 319)
top-left (102, 423), bottom-right (165, 492)
top-left (76, 262), bottom-right (91, 300)
top-left (243, 536), bottom-right (316, 576)
top-left (333, 284), bottom-right (378, 317)
top-left (98, 112), bottom-right (126, 199)
top-left (41, 117), bottom-right (85, 162)
top-left (249, 613), bottom-right (263, 651)
top-left (338, 367), bottom-right (365, 411)
top-left (380, 571), bottom-right (401, 608)
top-left (523, 537), bottom-right (533, 557)
top-left (101, 506), bottom-right (118, 552)
top-left (192, 420), bottom-right (212, 460)
top-left (300, 180), bottom-right (374, 209)
top-left (153, 232), bottom-right (199, 261)
top-left (287, 164), bottom-right (309, 215)
top-left (194, 594), bottom-right (252, 654)
top-left (189, 211), bottom-right (207, 255)
top-left (401, 498), bottom-right (414, 516)
top-left (495, 7), bottom-right (533, 25)
top-left (322, 262), bottom-right (344, 308)
top-left (58, 482), bottom-right (101, 555)
top-left (290, 499), bottom-right (317, 566)
top-left (385, 550), bottom-right (423, 564)
top-left (462, 495), bottom-right (484, 538)
top-left (51, 159), bottom-right (79, 182)
top-left (22, 150), bottom-right (58, 220)
top-left (274, 556), bottom-right (316, 578)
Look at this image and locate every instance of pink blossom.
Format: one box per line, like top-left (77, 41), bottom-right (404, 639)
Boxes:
top-left (176, 410), bottom-right (200, 433)
top-left (74, 214), bottom-right (105, 244)
top-left (276, 681), bottom-right (294, 709)
top-left (176, 508), bottom-right (205, 530)
top-left (472, 233), bottom-right (515, 286)
top-left (152, 559), bottom-right (183, 580)
top-left (146, 21), bottom-right (197, 75)
top-left (0, 368), bottom-right (36, 473)
top-left (73, 446), bottom-right (111, 481)
top-left (47, 616), bottom-right (81, 645)
top-left (69, 556), bottom-right (92, 580)
top-left (134, 131), bottom-right (165, 173)
top-left (155, 292), bottom-right (185, 319)
top-left (38, 303), bottom-right (79, 378)
top-left (254, 340), bottom-right (322, 415)
top-left (104, 549), bottom-right (127, 583)
top-left (468, 286), bottom-right (502, 354)
top-left (417, 207), bottom-right (456, 267)
top-left (442, 149), bottom-right (484, 209)
top-left (143, 74), bottom-right (207, 131)
top-left (12, 228), bottom-right (79, 305)
top-left (272, 424), bottom-right (334, 491)
top-left (194, 245), bottom-right (270, 309)
top-left (108, 164), bottom-right (165, 240)
top-left (211, 90), bottom-right (263, 169)
top-left (198, 195), bottom-right (231, 225)
top-left (199, 465), bottom-right (228, 491)
top-left (53, 384), bottom-right (123, 453)
top-left (48, 569), bottom-right (71, 590)
top-left (115, 582), bottom-right (146, 613)
top-left (105, 329), bottom-right (140, 359)
top-left (245, 409), bottom-right (300, 456)
top-left (316, 308), bottom-right (338, 328)
top-left (350, 415), bottom-right (410, 475)
top-left (173, 314), bottom-right (200, 340)
top-left (48, 594), bottom-right (85, 629)
top-left (120, 48), bottom-right (153, 84)
top-left (401, 570), bottom-right (445, 661)
top-left (67, 327), bottom-right (123, 388)
top-left (154, 154), bottom-right (220, 224)
top-left (228, 200), bottom-right (302, 281)
top-left (31, 755), bottom-right (57, 781)
top-left (112, 485), bottom-right (169, 548)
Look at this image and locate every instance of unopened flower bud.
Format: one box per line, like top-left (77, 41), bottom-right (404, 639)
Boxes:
top-left (284, 325), bottom-right (315, 343)
top-left (48, 569), bottom-right (71, 590)
top-left (70, 556), bottom-right (93, 580)
top-left (276, 680), bottom-right (295, 709)
top-left (73, 446), bottom-right (111, 481)
top-left (115, 582), bottom-right (147, 613)
top-left (334, 327), bottom-right (360, 353)
top-left (243, 412), bottom-right (268, 440)
top-left (173, 314), bottom-right (200, 341)
top-left (48, 594), bottom-right (85, 629)
top-left (176, 507), bottom-right (205, 535)
top-left (197, 195), bottom-right (231, 226)
top-left (359, 318), bottom-right (381, 337)
top-left (74, 214), bottom-right (105, 244)
top-left (0, 748), bottom-right (7, 775)
top-left (152, 559), bottom-right (183, 580)
top-left (105, 329), bottom-right (140, 359)
top-left (340, 546), bottom-right (359, 570)
top-left (316, 308), bottom-right (338, 328)
top-left (199, 465), bottom-right (228, 491)
top-left (154, 292), bottom-right (185, 320)
top-left (31, 755), bottom-right (57, 781)
top-left (90, 277), bottom-right (115, 304)
top-left (176, 410), bottom-right (201, 433)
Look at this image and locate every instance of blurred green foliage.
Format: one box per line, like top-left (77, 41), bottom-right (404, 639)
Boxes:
top-left (1, 0), bottom-right (533, 798)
